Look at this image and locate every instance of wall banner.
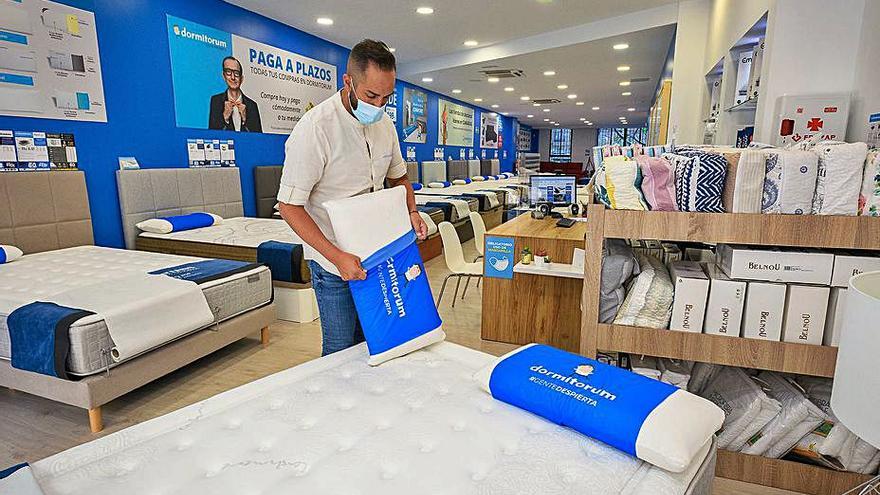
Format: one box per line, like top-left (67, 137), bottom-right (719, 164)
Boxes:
top-left (0, 0), bottom-right (106, 122)
top-left (166, 15), bottom-right (337, 135)
top-left (402, 87), bottom-right (427, 143)
top-left (518, 124), bottom-right (532, 151)
top-left (438, 98), bottom-right (474, 147)
top-left (481, 112), bottom-right (499, 148)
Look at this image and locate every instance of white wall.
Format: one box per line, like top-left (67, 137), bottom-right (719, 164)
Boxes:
top-left (847, 0), bottom-right (880, 141)
top-left (537, 127), bottom-right (597, 162)
top-left (704, 0), bottom-right (771, 74)
top-left (668, 0), bottom-right (711, 144)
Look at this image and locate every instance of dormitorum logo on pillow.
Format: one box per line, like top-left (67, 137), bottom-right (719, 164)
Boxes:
top-left (405, 264), bottom-right (422, 283)
top-left (574, 364), bottom-right (594, 378)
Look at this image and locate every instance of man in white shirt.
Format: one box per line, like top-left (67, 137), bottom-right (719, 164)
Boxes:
top-left (277, 39), bottom-right (427, 356)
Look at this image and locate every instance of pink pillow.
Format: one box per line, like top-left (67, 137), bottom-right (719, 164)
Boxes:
top-left (636, 155), bottom-right (677, 211)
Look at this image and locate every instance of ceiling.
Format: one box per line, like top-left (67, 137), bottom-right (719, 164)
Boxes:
top-left (224, 0), bottom-right (678, 63)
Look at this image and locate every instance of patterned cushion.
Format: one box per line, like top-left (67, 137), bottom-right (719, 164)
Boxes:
top-left (860, 150), bottom-right (880, 216)
top-left (665, 151), bottom-right (727, 212)
top-left (613, 254), bottom-right (673, 329)
top-left (604, 159), bottom-right (648, 210)
top-left (635, 155), bottom-right (677, 211)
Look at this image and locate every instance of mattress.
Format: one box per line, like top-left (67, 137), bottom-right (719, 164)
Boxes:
top-left (0, 246), bottom-right (272, 376)
top-left (139, 217), bottom-right (300, 247)
top-left (30, 342), bottom-right (715, 495)
top-left (417, 190), bottom-right (495, 211)
top-left (417, 206), bottom-right (445, 227)
top-left (415, 195), bottom-right (479, 221)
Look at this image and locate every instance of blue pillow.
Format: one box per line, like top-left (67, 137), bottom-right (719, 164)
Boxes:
top-left (136, 213), bottom-right (222, 234)
top-left (0, 245), bottom-right (23, 264)
top-left (412, 182), bottom-right (423, 191)
top-left (475, 344), bottom-right (724, 472)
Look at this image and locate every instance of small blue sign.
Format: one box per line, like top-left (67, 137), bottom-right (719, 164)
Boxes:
top-left (485, 236), bottom-right (515, 279)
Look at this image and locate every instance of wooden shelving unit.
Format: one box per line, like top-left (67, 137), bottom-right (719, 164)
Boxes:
top-left (579, 204), bottom-right (880, 495)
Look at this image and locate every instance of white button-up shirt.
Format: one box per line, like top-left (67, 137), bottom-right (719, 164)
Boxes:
top-left (277, 91), bottom-right (407, 274)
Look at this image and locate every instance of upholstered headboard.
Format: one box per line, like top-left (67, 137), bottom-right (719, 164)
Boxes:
top-left (406, 162), bottom-right (420, 183)
top-left (467, 160), bottom-right (481, 178)
top-left (116, 167), bottom-right (244, 249)
top-left (421, 161), bottom-right (446, 184)
top-left (254, 165), bottom-right (282, 218)
top-left (0, 171), bottom-right (93, 254)
top-left (446, 160), bottom-right (468, 181)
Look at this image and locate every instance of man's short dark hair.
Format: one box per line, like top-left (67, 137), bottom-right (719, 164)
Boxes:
top-left (223, 56), bottom-right (242, 71)
top-left (348, 39), bottom-right (396, 75)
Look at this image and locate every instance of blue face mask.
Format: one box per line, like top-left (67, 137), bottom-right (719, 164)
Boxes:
top-left (348, 81), bottom-right (385, 125)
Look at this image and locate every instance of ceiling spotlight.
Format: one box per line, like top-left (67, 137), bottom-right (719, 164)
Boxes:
top-left (416, 6), bottom-right (435, 14)
top-left (452, 89), bottom-right (462, 94)
top-left (527, 114), bottom-right (534, 118)
top-left (576, 101), bottom-right (584, 106)
top-left (621, 91), bottom-right (632, 96)
top-left (520, 96), bottom-right (530, 101)
top-left (617, 65), bottom-right (631, 72)
top-left (504, 87), bottom-right (514, 92)
top-left (557, 84), bottom-right (568, 90)
top-left (543, 118), bottom-right (550, 122)
top-left (592, 106), bottom-right (600, 110)
top-left (542, 108), bottom-right (550, 112)
top-left (567, 94), bottom-right (577, 99)
top-left (627, 107), bottom-right (635, 111)
top-left (613, 43), bottom-right (629, 50)
top-left (491, 104), bottom-right (499, 108)
top-left (474, 98), bottom-right (483, 102)
top-left (619, 81), bottom-right (631, 86)
top-left (463, 40), bottom-right (478, 47)
top-left (554, 123), bottom-right (559, 126)
top-left (533, 103), bottom-right (541, 107)
top-left (487, 77), bottom-right (500, 83)
top-left (579, 118), bottom-right (585, 121)
top-left (422, 77), bottom-right (433, 82)
top-left (543, 70), bottom-right (556, 76)
top-left (316, 17), bottom-right (334, 25)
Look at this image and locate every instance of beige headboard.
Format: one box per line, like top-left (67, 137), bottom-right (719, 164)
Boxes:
top-left (116, 167), bottom-right (244, 249)
top-left (0, 171), bottom-right (93, 254)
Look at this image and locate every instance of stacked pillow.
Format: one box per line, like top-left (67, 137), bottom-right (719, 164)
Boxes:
top-left (0, 245), bottom-right (23, 264)
top-left (635, 155), bottom-right (677, 211)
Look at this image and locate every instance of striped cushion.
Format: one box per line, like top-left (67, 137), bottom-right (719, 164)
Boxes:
top-left (665, 151), bottom-right (727, 213)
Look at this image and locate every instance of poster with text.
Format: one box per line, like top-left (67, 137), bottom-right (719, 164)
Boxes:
top-left (481, 112), bottom-right (499, 148)
top-left (517, 124), bottom-right (532, 151)
top-left (167, 15), bottom-right (337, 135)
top-left (402, 87), bottom-right (427, 143)
top-left (438, 98), bottom-right (474, 147)
top-left (0, 0), bottom-right (106, 122)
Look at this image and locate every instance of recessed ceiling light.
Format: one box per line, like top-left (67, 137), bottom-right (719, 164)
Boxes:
top-left (619, 81), bottom-right (631, 86)
top-left (520, 96), bottom-right (530, 101)
top-left (613, 43), bottom-right (629, 50)
top-left (579, 118), bottom-right (585, 121)
top-left (463, 40), bottom-right (478, 47)
top-left (416, 6), bottom-right (434, 14)
top-left (474, 98), bottom-right (483, 102)
top-left (504, 87), bottom-right (514, 92)
top-left (621, 91), bottom-right (632, 96)
top-left (533, 103), bottom-right (541, 107)
top-left (543, 118), bottom-right (550, 122)
top-left (627, 107), bottom-right (635, 111)
top-left (422, 77), bottom-right (433, 82)
top-left (554, 123), bottom-right (559, 126)
top-left (491, 104), bottom-right (499, 108)
top-left (576, 101), bottom-right (584, 106)
top-left (557, 84), bottom-right (568, 90)
top-left (619, 117), bottom-right (626, 120)
top-left (452, 89), bottom-right (462, 94)
top-left (592, 106), bottom-right (600, 110)
top-left (316, 17), bottom-right (334, 25)
top-left (617, 65), bottom-right (631, 72)
top-left (567, 94), bottom-right (577, 99)
top-left (543, 70), bottom-right (556, 76)
top-left (542, 108), bottom-right (550, 112)
top-left (527, 114), bottom-right (534, 118)
top-left (487, 77), bottom-right (500, 83)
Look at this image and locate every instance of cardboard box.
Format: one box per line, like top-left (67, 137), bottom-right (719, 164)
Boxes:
top-left (742, 282), bottom-right (787, 341)
top-left (823, 288), bottom-right (847, 346)
top-left (717, 244), bottom-right (834, 285)
top-left (782, 285), bottom-right (830, 345)
top-left (703, 264), bottom-right (746, 337)
top-left (668, 261), bottom-right (709, 333)
top-left (831, 253), bottom-right (880, 287)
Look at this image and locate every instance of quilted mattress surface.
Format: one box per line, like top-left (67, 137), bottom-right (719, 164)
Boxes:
top-left (0, 246), bottom-right (272, 375)
top-left (139, 217), bottom-right (300, 247)
top-left (31, 342), bottom-right (711, 494)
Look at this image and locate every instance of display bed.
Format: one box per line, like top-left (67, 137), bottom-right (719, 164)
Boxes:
top-left (28, 342), bottom-right (716, 495)
top-left (0, 246), bottom-right (272, 376)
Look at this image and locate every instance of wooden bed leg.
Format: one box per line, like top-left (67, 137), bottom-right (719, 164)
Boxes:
top-left (260, 326), bottom-right (270, 346)
top-left (88, 407), bottom-right (103, 433)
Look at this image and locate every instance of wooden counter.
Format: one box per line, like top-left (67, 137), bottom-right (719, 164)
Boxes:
top-left (480, 214), bottom-right (587, 352)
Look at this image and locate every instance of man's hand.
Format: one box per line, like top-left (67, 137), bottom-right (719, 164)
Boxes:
top-left (410, 211), bottom-right (428, 240)
top-left (237, 102), bottom-right (247, 123)
top-left (223, 100), bottom-right (235, 121)
top-left (332, 251), bottom-right (367, 281)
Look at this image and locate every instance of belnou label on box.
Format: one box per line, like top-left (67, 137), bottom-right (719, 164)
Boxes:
top-left (668, 261), bottom-right (709, 333)
top-left (743, 282), bottom-right (787, 341)
top-left (703, 264), bottom-right (746, 337)
top-left (782, 285), bottom-right (829, 345)
top-left (717, 244), bottom-right (834, 285)
top-left (831, 254), bottom-right (880, 287)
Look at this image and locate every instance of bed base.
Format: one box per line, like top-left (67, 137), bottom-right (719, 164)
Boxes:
top-left (0, 304), bottom-right (276, 433)
top-left (418, 234), bottom-right (442, 262)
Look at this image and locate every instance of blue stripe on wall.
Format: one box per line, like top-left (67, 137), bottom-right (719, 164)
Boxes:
top-left (0, 0), bottom-right (518, 248)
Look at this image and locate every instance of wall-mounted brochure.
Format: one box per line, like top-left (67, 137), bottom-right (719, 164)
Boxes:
top-left (188, 138), bottom-right (235, 167)
top-left (46, 132), bottom-right (76, 169)
top-left (480, 112), bottom-right (499, 148)
top-left (402, 87), bottom-right (427, 143)
top-left (219, 139), bottom-right (235, 165)
top-left (0, 130), bottom-right (16, 170)
top-left (167, 15), bottom-right (337, 135)
top-left (517, 124), bottom-right (532, 151)
top-left (438, 98), bottom-right (474, 147)
top-left (384, 92), bottom-right (397, 124)
top-left (0, 0), bottom-right (106, 122)
top-left (13, 130), bottom-right (48, 170)
top-left (433, 147), bottom-right (443, 160)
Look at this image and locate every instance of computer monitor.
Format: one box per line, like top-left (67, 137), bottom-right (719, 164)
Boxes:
top-left (529, 175), bottom-right (576, 207)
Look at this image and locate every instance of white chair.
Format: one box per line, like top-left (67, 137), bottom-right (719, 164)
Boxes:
top-left (468, 211), bottom-right (486, 261)
top-left (437, 221), bottom-right (482, 307)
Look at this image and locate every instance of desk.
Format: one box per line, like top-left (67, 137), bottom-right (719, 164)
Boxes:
top-left (481, 214), bottom-right (587, 352)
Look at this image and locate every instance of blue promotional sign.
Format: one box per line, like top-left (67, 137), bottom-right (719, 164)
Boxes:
top-left (484, 236), bottom-right (515, 279)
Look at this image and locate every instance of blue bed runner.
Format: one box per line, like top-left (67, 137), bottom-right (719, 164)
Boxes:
top-left (149, 259), bottom-right (262, 284)
top-left (256, 241), bottom-right (305, 283)
top-left (7, 302), bottom-right (95, 379)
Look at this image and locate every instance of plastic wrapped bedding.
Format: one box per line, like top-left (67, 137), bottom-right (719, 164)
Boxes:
top-left (659, 359), bottom-right (693, 390)
top-left (860, 150), bottom-right (880, 216)
top-left (600, 240), bottom-right (638, 323)
top-left (635, 155), bottom-right (677, 211)
top-left (811, 142), bottom-right (869, 215)
top-left (762, 150), bottom-right (819, 215)
top-left (730, 150), bottom-right (765, 213)
top-left (613, 254), bottom-right (673, 329)
top-left (740, 372), bottom-right (825, 458)
top-left (700, 367), bottom-right (781, 450)
top-left (687, 362), bottom-right (722, 395)
top-left (629, 355), bottom-right (661, 380)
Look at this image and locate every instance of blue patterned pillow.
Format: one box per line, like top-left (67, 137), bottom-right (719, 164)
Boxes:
top-left (665, 151), bottom-right (727, 212)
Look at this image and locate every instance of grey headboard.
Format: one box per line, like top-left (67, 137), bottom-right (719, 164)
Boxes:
top-left (406, 162), bottom-right (420, 183)
top-left (116, 167), bottom-right (244, 249)
top-left (0, 171), bottom-right (93, 254)
top-left (447, 160), bottom-right (468, 181)
top-left (254, 165), bottom-right (282, 218)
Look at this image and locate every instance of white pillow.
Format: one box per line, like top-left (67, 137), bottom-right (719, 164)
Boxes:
top-left (427, 181), bottom-right (451, 188)
top-left (0, 245), bottom-right (23, 264)
top-left (136, 213), bottom-right (222, 234)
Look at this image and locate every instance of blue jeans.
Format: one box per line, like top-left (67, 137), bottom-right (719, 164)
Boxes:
top-left (309, 260), bottom-right (364, 356)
